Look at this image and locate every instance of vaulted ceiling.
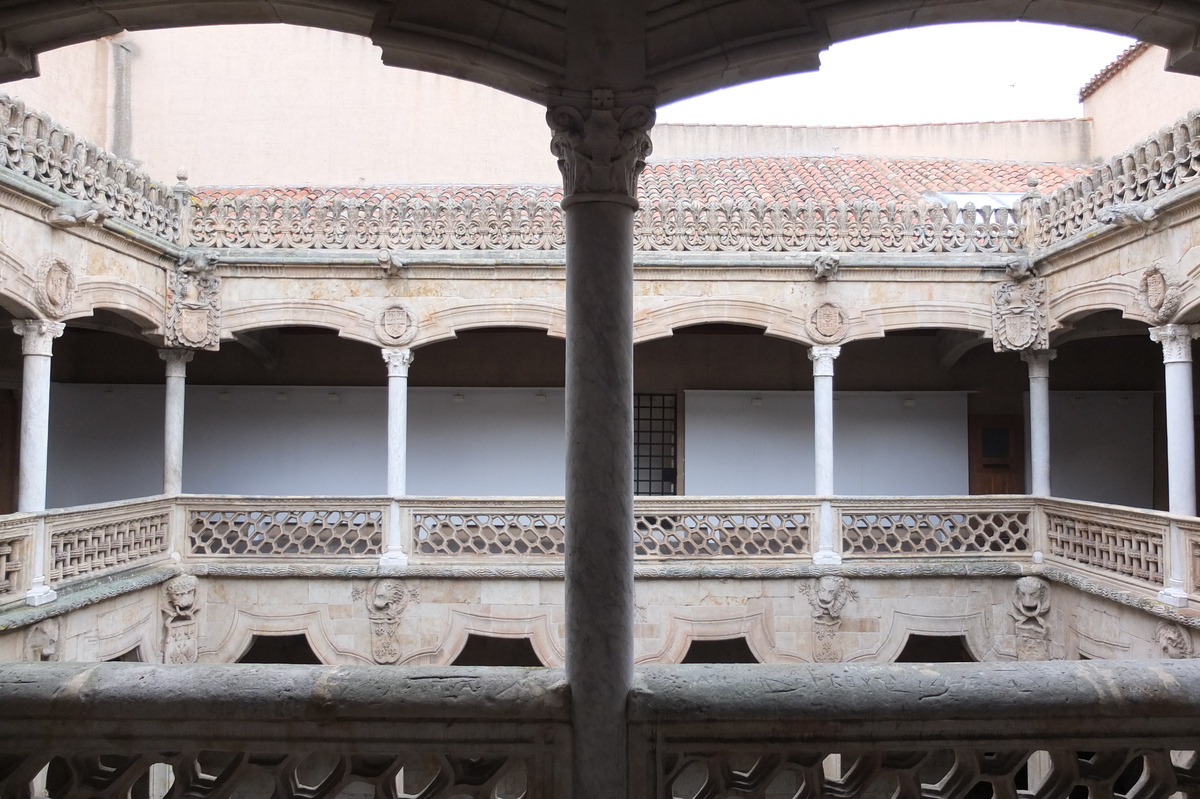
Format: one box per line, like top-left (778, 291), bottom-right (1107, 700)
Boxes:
top-left (0, 0), bottom-right (1198, 103)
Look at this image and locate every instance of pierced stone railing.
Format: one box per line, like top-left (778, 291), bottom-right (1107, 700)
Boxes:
top-left (185, 498), bottom-right (388, 558)
top-left (0, 94), bottom-right (182, 243)
top-left (837, 497), bottom-right (1031, 557)
top-left (45, 498), bottom-right (173, 585)
top-left (1025, 107), bottom-right (1200, 249)
top-left (0, 516), bottom-right (33, 600)
top-left (1, 661), bottom-right (1198, 799)
top-left (1038, 499), bottom-right (1168, 588)
top-left (187, 189), bottom-right (1023, 254)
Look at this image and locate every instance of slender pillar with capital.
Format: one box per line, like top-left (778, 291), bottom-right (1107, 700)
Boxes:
top-left (158, 349), bottom-right (193, 496)
top-left (1150, 324), bottom-right (1198, 606)
top-left (381, 347), bottom-right (413, 567)
top-left (12, 319), bottom-right (63, 606)
top-left (547, 91), bottom-right (653, 799)
top-left (809, 345), bottom-right (841, 564)
top-left (1022, 349), bottom-right (1055, 498)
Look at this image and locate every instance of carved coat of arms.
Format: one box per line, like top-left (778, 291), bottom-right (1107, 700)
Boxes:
top-left (808, 301), bottom-right (848, 343)
top-left (992, 278), bottom-right (1047, 352)
top-left (34, 256), bottom-right (75, 319)
top-left (361, 578), bottom-right (419, 664)
top-left (165, 251), bottom-right (221, 350)
top-left (376, 303), bottom-right (418, 346)
top-left (1138, 262), bottom-right (1181, 325)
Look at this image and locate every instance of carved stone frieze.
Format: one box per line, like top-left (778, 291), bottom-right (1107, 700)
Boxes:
top-left (1138, 262), bottom-right (1182, 325)
top-left (808, 302), bottom-right (848, 344)
top-left (358, 578), bottom-right (419, 664)
top-left (547, 92), bottom-right (654, 206)
top-left (813, 254), bottom-right (839, 280)
top-left (376, 303), bottom-right (417, 347)
top-left (33, 256), bottom-right (75, 319)
top-left (45, 197), bottom-right (107, 229)
top-left (800, 576), bottom-right (856, 663)
top-left (24, 617), bottom-right (59, 661)
top-left (161, 573), bottom-right (201, 664)
top-left (992, 278), bottom-right (1048, 352)
top-left (1010, 576), bottom-right (1051, 661)
top-left (1154, 620), bottom-right (1195, 659)
top-left (165, 250), bottom-right (221, 351)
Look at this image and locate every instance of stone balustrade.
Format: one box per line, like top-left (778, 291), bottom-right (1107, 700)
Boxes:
top-left (0, 660), bottom-right (1198, 799)
top-left (0, 494), bottom-right (1196, 610)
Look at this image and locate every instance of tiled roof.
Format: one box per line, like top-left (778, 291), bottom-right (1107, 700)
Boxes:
top-left (1079, 42), bottom-right (1149, 101)
top-left (195, 154), bottom-right (1090, 207)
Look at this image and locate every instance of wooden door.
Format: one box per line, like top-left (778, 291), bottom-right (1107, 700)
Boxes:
top-left (968, 415), bottom-right (1025, 494)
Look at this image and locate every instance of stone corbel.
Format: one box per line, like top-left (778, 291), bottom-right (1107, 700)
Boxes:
top-left (547, 89), bottom-right (655, 208)
top-left (379, 249), bottom-right (405, 277)
top-left (1097, 202), bottom-right (1159, 232)
top-left (813, 254), bottom-right (839, 280)
top-left (1004, 255), bottom-right (1037, 282)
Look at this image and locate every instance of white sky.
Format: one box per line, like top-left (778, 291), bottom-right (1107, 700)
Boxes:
top-left (657, 22), bottom-right (1137, 127)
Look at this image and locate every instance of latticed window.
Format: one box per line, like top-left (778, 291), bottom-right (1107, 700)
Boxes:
top-left (634, 393), bottom-right (677, 496)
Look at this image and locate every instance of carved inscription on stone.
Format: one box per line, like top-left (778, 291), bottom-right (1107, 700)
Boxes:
top-left (1010, 576), bottom-right (1051, 661)
top-left (376, 303), bottom-right (417, 346)
top-left (992, 279), bottom-right (1048, 352)
top-left (1138, 262), bottom-right (1181, 325)
top-left (1153, 620), bottom-right (1195, 659)
top-left (24, 617), bottom-right (59, 661)
top-left (162, 573), bottom-right (201, 664)
top-left (165, 251), bottom-right (221, 351)
top-left (808, 302), bottom-right (848, 344)
top-left (358, 579), bottom-right (418, 664)
top-left (34, 256), bottom-right (75, 319)
top-left (800, 576), bottom-right (856, 663)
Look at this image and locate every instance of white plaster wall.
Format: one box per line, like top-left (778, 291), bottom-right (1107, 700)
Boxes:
top-left (5, 40), bottom-right (111, 149)
top-left (1085, 46), bottom-right (1200, 158)
top-left (1044, 392), bottom-right (1153, 508)
top-left (408, 388), bottom-right (565, 496)
top-left (682, 391), bottom-right (968, 496)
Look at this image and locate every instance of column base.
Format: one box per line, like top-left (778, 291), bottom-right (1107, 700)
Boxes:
top-left (1157, 586), bottom-right (1190, 608)
top-left (812, 550), bottom-right (842, 566)
top-left (379, 548), bottom-right (409, 569)
top-left (25, 581), bottom-right (56, 607)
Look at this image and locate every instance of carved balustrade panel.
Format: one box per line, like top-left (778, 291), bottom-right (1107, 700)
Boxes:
top-left (1182, 520), bottom-right (1200, 598)
top-left (634, 512), bottom-right (810, 557)
top-left (413, 512), bottom-right (566, 556)
top-left (840, 503), bottom-right (1030, 557)
top-left (47, 504), bottom-right (171, 584)
top-left (0, 94), bottom-right (182, 242)
top-left (189, 506), bottom-right (384, 556)
top-left (1044, 510), bottom-right (1165, 586)
top-left (0, 518), bottom-right (31, 599)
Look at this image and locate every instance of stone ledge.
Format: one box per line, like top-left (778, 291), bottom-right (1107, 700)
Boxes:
top-left (0, 565), bottom-right (179, 633)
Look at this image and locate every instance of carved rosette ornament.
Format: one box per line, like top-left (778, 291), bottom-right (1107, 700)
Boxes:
top-left (992, 278), bottom-right (1048, 352)
top-left (161, 573), bottom-right (201, 664)
top-left (1009, 576), bottom-right (1051, 661)
top-left (34, 256), bottom-right (75, 319)
top-left (376, 303), bottom-right (418, 347)
top-left (800, 576), bottom-right (856, 663)
top-left (362, 578), bottom-right (419, 664)
top-left (1138, 262), bottom-right (1182, 325)
top-left (547, 91), bottom-right (654, 207)
top-left (808, 302), bottom-right (848, 344)
top-left (1153, 620), bottom-right (1195, 659)
top-left (166, 250), bottom-right (221, 351)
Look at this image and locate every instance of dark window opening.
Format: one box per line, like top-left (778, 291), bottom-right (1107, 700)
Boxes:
top-left (238, 634), bottom-right (322, 664)
top-left (681, 637), bottom-right (759, 664)
top-left (106, 647), bottom-right (142, 662)
top-left (981, 427), bottom-right (1011, 459)
top-left (635, 393), bottom-right (677, 496)
top-left (894, 634), bottom-right (976, 663)
top-left (451, 634), bottom-right (545, 666)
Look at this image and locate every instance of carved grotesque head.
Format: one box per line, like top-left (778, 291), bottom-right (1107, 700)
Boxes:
top-left (25, 618), bottom-right (60, 661)
top-left (1154, 621), bottom-right (1195, 660)
top-left (1013, 576), bottom-right (1049, 618)
top-left (163, 573), bottom-right (199, 618)
top-left (369, 579), bottom-right (414, 617)
top-left (806, 575), bottom-right (852, 621)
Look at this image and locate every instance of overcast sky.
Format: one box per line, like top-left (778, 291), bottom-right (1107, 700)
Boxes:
top-left (657, 22), bottom-right (1138, 127)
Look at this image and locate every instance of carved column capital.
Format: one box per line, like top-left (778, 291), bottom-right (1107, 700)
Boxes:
top-left (1150, 324), bottom-right (1200, 364)
top-left (158, 348), bottom-right (195, 378)
top-left (1021, 348), bottom-right (1057, 379)
top-left (12, 319), bottom-right (64, 356)
top-left (547, 92), bottom-right (655, 209)
top-left (808, 345), bottom-right (841, 376)
top-left (382, 347), bottom-right (414, 378)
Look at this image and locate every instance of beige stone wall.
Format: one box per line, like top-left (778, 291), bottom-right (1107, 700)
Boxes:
top-left (1086, 46), bottom-right (1200, 158)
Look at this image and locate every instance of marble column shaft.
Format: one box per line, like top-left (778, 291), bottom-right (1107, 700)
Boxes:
top-left (159, 349), bottom-right (194, 495)
top-left (1022, 349), bottom-right (1055, 497)
top-left (810, 345), bottom-right (840, 564)
top-left (1150, 324), bottom-right (1197, 605)
top-left (381, 348), bottom-right (414, 566)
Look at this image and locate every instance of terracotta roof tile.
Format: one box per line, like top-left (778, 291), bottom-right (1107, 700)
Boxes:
top-left (1079, 42), bottom-right (1149, 101)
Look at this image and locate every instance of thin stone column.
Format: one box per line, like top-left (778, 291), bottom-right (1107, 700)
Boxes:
top-left (381, 347), bottom-right (413, 567)
top-left (548, 94), bottom-right (654, 799)
top-left (12, 320), bottom-right (63, 607)
top-left (810, 345), bottom-right (841, 564)
top-left (1150, 324), bottom-right (1198, 605)
top-left (1022, 349), bottom-right (1056, 497)
top-left (158, 349), bottom-right (193, 495)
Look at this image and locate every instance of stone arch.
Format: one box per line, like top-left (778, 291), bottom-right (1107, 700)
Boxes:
top-left (75, 281), bottom-right (163, 334)
top-left (848, 610), bottom-right (993, 663)
top-left (0, 243), bottom-right (42, 318)
top-left (221, 300), bottom-right (374, 344)
top-left (1050, 280), bottom-right (1142, 327)
top-left (398, 609), bottom-right (564, 667)
top-left (201, 608), bottom-right (372, 665)
top-left (414, 301), bottom-right (567, 349)
top-left (0, 3), bottom-right (1196, 104)
top-left (858, 302), bottom-right (992, 341)
top-left (634, 600), bottom-right (788, 665)
top-left (634, 298), bottom-right (809, 344)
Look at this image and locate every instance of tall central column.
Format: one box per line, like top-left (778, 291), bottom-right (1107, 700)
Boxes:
top-left (12, 320), bottom-right (63, 512)
top-left (809, 345), bottom-right (841, 564)
top-left (381, 347), bottom-right (413, 567)
top-left (548, 93), bottom-right (653, 799)
top-left (1022, 349), bottom-right (1055, 497)
top-left (158, 349), bottom-right (194, 495)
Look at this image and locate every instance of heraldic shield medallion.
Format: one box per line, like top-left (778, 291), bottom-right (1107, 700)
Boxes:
top-left (808, 301), bottom-right (848, 343)
top-left (376, 303), bottom-right (418, 346)
top-left (992, 279), bottom-right (1047, 352)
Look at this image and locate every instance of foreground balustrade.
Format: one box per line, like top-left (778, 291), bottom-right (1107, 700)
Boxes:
top-left (0, 495), bottom-right (1196, 610)
top-left (0, 660), bottom-right (1198, 799)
